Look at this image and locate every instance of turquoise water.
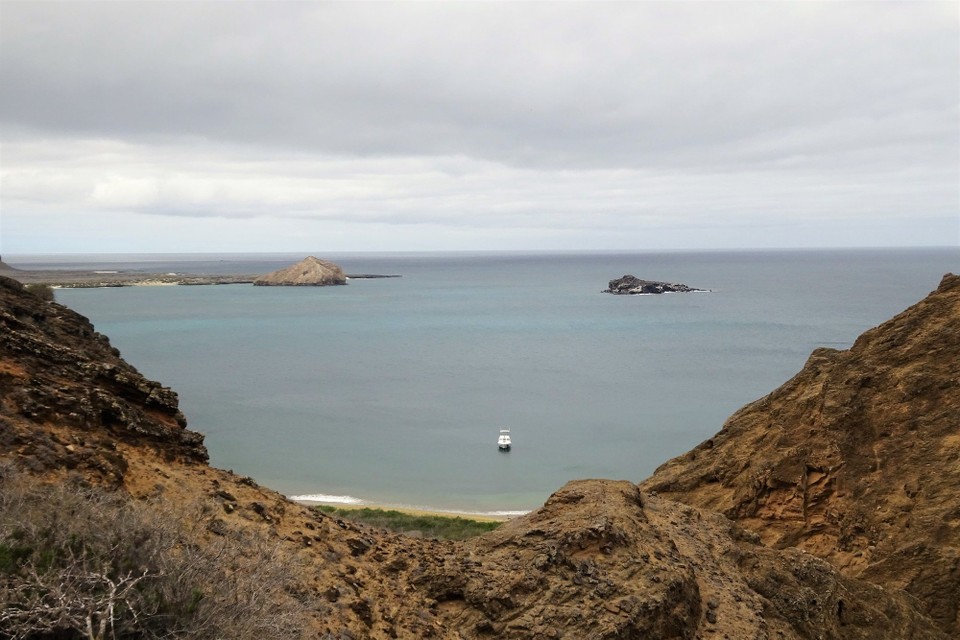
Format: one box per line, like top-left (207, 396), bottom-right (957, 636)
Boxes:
top-left (48, 249), bottom-right (957, 514)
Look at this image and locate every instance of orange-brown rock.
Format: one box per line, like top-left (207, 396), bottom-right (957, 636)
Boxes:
top-left (642, 273), bottom-right (960, 634)
top-left (253, 256), bottom-right (347, 286)
top-left (416, 479), bottom-right (945, 639)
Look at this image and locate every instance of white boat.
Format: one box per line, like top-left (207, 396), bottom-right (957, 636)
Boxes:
top-left (498, 428), bottom-right (512, 451)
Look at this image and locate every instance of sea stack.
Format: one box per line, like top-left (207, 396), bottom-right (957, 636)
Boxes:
top-left (253, 256), bottom-right (347, 286)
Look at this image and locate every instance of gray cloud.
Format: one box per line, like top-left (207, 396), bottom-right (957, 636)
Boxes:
top-left (0, 1), bottom-right (957, 252)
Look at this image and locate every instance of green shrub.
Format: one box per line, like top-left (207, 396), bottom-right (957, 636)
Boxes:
top-left (316, 505), bottom-right (501, 540)
top-left (24, 283), bottom-right (55, 302)
top-left (0, 542), bottom-right (32, 573)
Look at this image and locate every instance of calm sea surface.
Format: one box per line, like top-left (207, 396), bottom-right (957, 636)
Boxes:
top-left (29, 249), bottom-right (956, 514)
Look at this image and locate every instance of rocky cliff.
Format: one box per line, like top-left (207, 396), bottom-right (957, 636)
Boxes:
top-left (0, 276), bottom-right (207, 487)
top-left (642, 273), bottom-right (960, 634)
top-left (1, 273), bottom-right (955, 638)
top-left (253, 256), bottom-right (347, 286)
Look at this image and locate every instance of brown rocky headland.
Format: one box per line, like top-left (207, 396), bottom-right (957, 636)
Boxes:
top-left (642, 273), bottom-right (960, 634)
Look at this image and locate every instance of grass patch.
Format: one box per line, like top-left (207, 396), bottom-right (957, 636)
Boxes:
top-left (0, 541), bottom-right (32, 573)
top-left (24, 283), bottom-right (55, 302)
top-left (316, 506), bottom-right (501, 540)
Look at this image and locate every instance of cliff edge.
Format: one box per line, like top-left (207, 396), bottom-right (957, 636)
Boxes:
top-left (0, 275), bottom-right (207, 486)
top-left (642, 273), bottom-right (960, 633)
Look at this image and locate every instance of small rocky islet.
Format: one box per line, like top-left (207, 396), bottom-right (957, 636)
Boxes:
top-left (604, 273), bottom-right (708, 294)
top-left (253, 256), bottom-right (347, 286)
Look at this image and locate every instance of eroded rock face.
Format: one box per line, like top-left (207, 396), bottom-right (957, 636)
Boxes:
top-left (0, 276), bottom-right (206, 485)
top-left (253, 256), bottom-right (347, 286)
top-left (604, 274), bottom-right (706, 294)
top-left (409, 480), bottom-right (945, 639)
top-left (642, 273), bottom-right (960, 634)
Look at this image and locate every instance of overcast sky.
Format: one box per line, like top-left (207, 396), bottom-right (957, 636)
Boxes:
top-left (1, 1), bottom-right (957, 254)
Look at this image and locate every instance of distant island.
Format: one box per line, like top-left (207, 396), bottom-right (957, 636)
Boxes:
top-left (603, 274), bottom-right (708, 294)
top-left (254, 256), bottom-right (347, 286)
top-left (0, 255), bottom-right (399, 288)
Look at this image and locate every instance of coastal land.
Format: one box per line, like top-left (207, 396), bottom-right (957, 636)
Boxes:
top-left (0, 257), bottom-right (398, 288)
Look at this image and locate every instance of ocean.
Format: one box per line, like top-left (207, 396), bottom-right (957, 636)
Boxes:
top-left (25, 248), bottom-right (956, 516)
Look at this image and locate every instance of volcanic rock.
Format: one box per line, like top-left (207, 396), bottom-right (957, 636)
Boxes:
top-left (604, 274), bottom-right (705, 294)
top-left (253, 256), bottom-right (347, 286)
top-left (419, 479), bottom-right (945, 639)
top-left (642, 273), bottom-right (960, 634)
top-left (0, 275), bottom-right (207, 486)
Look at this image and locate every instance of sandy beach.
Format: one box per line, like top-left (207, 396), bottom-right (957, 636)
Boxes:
top-left (291, 498), bottom-right (523, 522)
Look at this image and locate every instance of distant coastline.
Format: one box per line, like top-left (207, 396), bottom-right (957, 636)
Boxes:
top-left (0, 258), bottom-right (399, 288)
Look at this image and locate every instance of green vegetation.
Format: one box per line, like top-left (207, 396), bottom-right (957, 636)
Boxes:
top-left (316, 506), bottom-right (501, 540)
top-left (24, 283), bottom-right (55, 302)
top-left (0, 542), bottom-right (32, 573)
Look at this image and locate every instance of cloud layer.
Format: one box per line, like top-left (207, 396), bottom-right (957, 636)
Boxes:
top-left (1, 1), bottom-right (957, 252)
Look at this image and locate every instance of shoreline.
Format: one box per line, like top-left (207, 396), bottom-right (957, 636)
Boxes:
top-left (0, 263), bottom-right (399, 288)
top-left (291, 497), bottom-right (527, 522)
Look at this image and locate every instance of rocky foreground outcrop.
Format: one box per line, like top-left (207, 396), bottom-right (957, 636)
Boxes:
top-left (415, 480), bottom-right (943, 639)
top-left (642, 273), bottom-right (960, 634)
top-left (604, 274), bottom-right (706, 294)
top-left (0, 276), bottom-right (207, 486)
top-left (253, 256), bottom-right (347, 286)
top-left (1, 273), bottom-right (957, 638)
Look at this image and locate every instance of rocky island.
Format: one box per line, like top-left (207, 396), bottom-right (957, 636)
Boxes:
top-left (253, 256), bottom-right (348, 286)
top-left (604, 274), bottom-right (707, 294)
top-left (1, 272), bottom-right (957, 638)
